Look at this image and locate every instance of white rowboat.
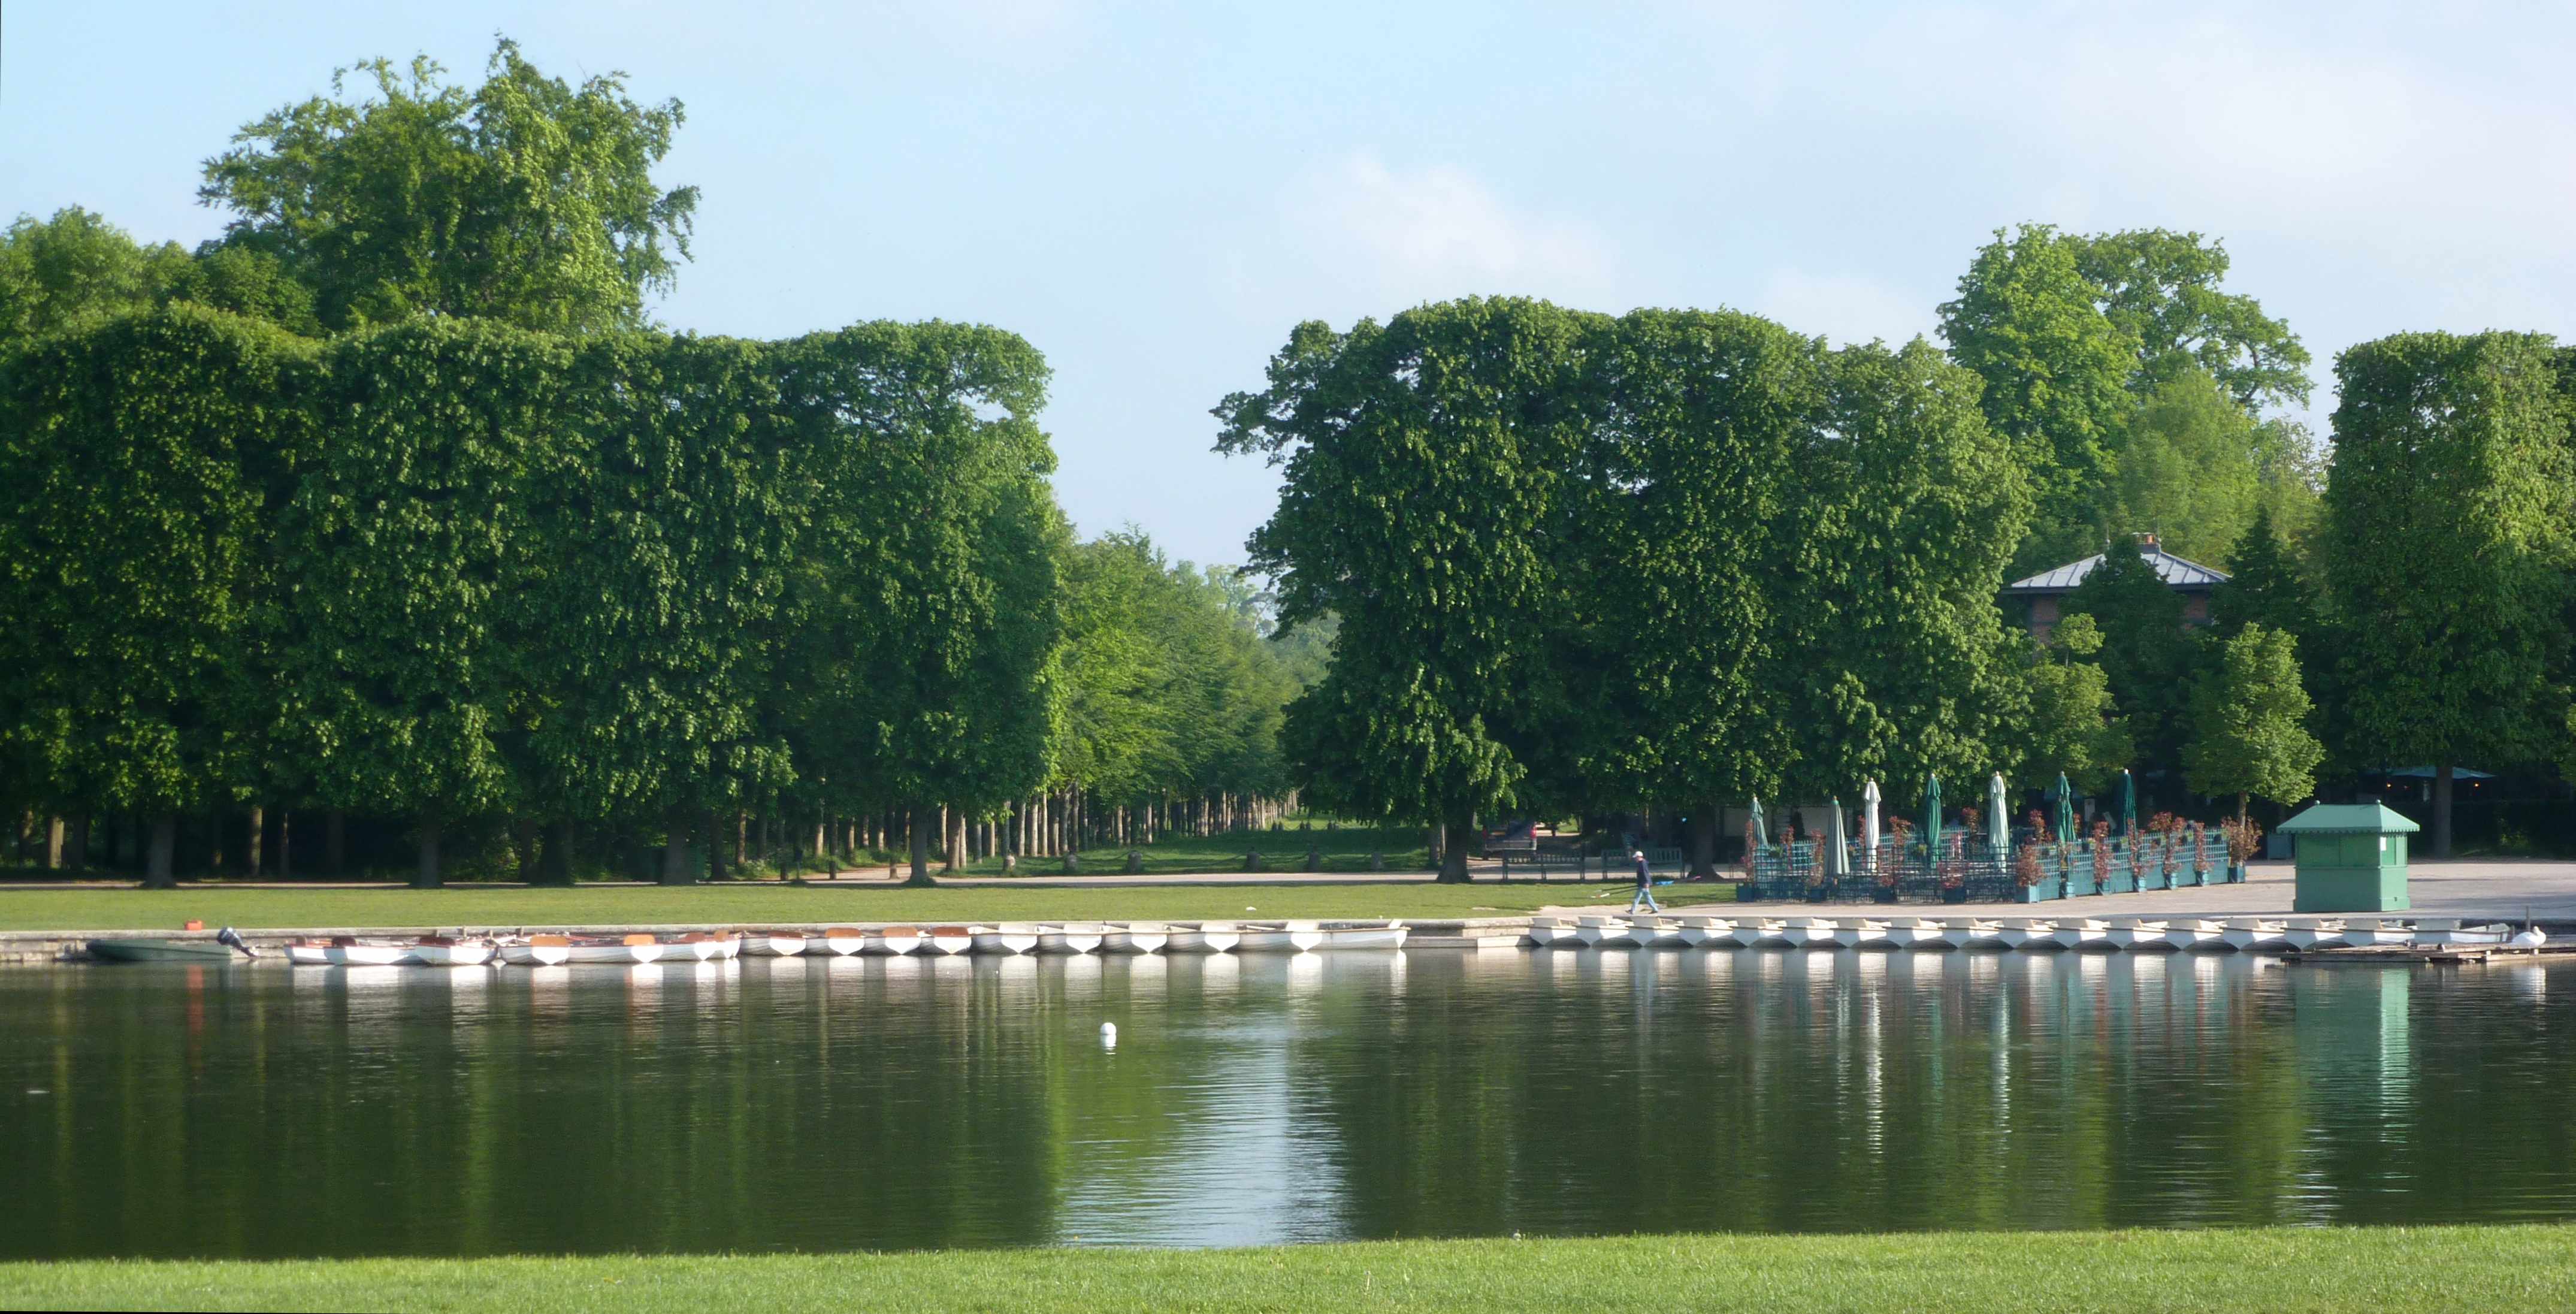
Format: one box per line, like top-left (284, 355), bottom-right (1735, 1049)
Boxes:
top-left (972, 923), bottom-right (1042, 955)
top-left (1675, 916), bottom-right (1735, 947)
top-left (2221, 920), bottom-right (2288, 953)
top-left (1102, 922), bottom-right (1169, 954)
top-left (863, 926), bottom-right (922, 956)
top-left (1036, 923), bottom-right (1105, 954)
top-left (324, 938), bottom-right (410, 967)
top-left (406, 936), bottom-right (494, 967)
top-left (281, 940), bottom-right (332, 966)
top-left (1238, 921), bottom-right (1324, 953)
top-left (1322, 923), bottom-right (1408, 950)
top-left (499, 934), bottom-right (572, 967)
top-left (822, 926), bottom-right (867, 956)
top-left (1168, 922), bottom-right (1241, 953)
top-left (919, 926), bottom-right (974, 956)
top-left (746, 931), bottom-right (809, 957)
top-left (565, 934), bottom-right (662, 965)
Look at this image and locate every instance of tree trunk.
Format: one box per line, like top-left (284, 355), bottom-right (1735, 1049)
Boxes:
top-left (2432, 763), bottom-right (2454, 858)
top-left (326, 809), bottom-right (346, 877)
top-left (246, 805), bottom-right (264, 877)
top-left (704, 809), bottom-right (727, 882)
top-left (1437, 810), bottom-right (1473, 883)
top-left (65, 815), bottom-right (88, 872)
top-left (661, 811), bottom-right (696, 886)
top-left (514, 817), bottom-right (539, 883)
top-left (209, 812), bottom-right (224, 873)
top-left (544, 819), bottom-right (576, 886)
top-left (414, 817), bottom-right (443, 889)
top-left (906, 804), bottom-right (937, 886)
top-left (43, 815), bottom-right (64, 869)
top-left (1689, 804), bottom-right (1717, 880)
top-left (144, 814), bottom-right (178, 889)
top-left (277, 810), bottom-right (292, 878)
top-left (2236, 792), bottom-right (2250, 827)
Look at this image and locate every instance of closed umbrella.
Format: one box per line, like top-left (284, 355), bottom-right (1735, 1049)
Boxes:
top-left (2119, 769), bottom-right (2137, 837)
top-left (1922, 775), bottom-right (1942, 869)
top-left (1747, 796), bottom-right (1768, 850)
top-left (1987, 772), bottom-right (2010, 853)
top-left (2054, 773), bottom-right (2075, 844)
top-left (1861, 779), bottom-right (1882, 872)
top-left (1826, 798), bottom-right (1850, 879)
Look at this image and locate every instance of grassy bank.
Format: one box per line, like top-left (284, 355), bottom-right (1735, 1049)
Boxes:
top-left (4, 1225), bottom-right (2571, 1312)
top-left (0, 877), bottom-right (1713, 934)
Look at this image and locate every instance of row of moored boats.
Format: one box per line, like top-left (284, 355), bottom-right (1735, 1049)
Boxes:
top-left (1524, 914), bottom-right (2512, 953)
top-left (279, 920), bottom-right (1407, 967)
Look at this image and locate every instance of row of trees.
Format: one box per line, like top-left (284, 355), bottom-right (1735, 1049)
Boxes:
top-left (1, 41), bottom-right (1316, 884)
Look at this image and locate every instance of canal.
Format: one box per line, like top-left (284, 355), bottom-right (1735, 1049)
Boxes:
top-left (2, 951), bottom-right (2570, 1256)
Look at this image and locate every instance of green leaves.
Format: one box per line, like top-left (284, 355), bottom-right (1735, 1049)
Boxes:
top-left (2184, 625), bottom-right (2323, 809)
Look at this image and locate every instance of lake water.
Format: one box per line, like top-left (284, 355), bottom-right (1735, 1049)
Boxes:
top-left (3, 950), bottom-right (2571, 1258)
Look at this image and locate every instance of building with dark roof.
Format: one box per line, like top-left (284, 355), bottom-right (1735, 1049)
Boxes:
top-left (2001, 533), bottom-right (2229, 642)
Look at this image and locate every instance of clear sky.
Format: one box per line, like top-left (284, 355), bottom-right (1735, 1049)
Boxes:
top-left (7, 2), bottom-right (2569, 567)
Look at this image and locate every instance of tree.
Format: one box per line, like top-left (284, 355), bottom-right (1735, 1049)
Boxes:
top-left (1937, 226), bottom-right (2139, 573)
top-left (2022, 614), bottom-right (2132, 794)
top-left (2184, 624), bottom-right (2324, 822)
top-left (199, 38), bottom-right (697, 335)
top-left (2100, 368), bottom-right (2263, 565)
top-left (2209, 505), bottom-right (2315, 642)
top-left (1216, 298), bottom-right (1603, 880)
top-left (2061, 533), bottom-right (2199, 775)
top-left (2067, 228), bottom-right (2311, 411)
top-left (2326, 331), bottom-right (2576, 856)
top-left (0, 306), bottom-right (318, 884)
top-left (0, 208), bottom-right (191, 342)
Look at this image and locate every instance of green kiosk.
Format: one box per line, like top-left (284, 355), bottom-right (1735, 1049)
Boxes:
top-left (2278, 803), bottom-right (2418, 913)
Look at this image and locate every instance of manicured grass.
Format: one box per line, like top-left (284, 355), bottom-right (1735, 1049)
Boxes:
top-left (3, 1225), bottom-right (2571, 1312)
top-left (0, 875), bottom-right (1721, 933)
top-left (948, 823), bottom-right (1437, 876)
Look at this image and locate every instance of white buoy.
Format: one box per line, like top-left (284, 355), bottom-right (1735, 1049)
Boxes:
top-left (1099, 1022), bottom-right (1117, 1047)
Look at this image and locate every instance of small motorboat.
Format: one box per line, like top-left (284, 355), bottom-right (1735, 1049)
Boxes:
top-left (1037, 923), bottom-right (1105, 954)
top-left (88, 938), bottom-right (241, 963)
top-left (746, 930), bottom-right (809, 957)
top-left (972, 923), bottom-right (1041, 955)
top-left (566, 933), bottom-right (663, 965)
top-left (406, 936), bottom-right (494, 967)
top-left (1102, 922), bottom-right (1169, 954)
top-left (1320, 922), bottom-right (1407, 950)
top-left (499, 934), bottom-right (572, 966)
top-left (821, 927), bottom-right (867, 956)
top-left (919, 926), bottom-right (974, 956)
top-left (325, 937), bottom-right (412, 967)
top-left (280, 938), bottom-right (334, 966)
top-left (863, 926), bottom-right (922, 956)
top-left (1238, 920), bottom-right (1323, 953)
top-left (1167, 922), bottom-right (1240, 953)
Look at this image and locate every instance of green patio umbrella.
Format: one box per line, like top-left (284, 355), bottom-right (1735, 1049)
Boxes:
top-left (1921, 775), bottom-right (1942, 862)
top-left (2054, 773), bottom-right (2075, 844)
top-left (2119, 769), bottom-right (2137, 837)
top-left (1825, 798), bottom-right (1851, 878)
top-left (1986, 772), bottom-right (2010, 852)
top-left (1747, 796), bottom-right (1768, 850)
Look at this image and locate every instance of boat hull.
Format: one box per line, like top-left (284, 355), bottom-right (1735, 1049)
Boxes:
top-left (89, 938), bottom-right (236, 963)
top-left (1322, 925), bottom-right (1408, 950)
top-left (1102, 925), bottom-right (1170, 954)
top-left (972, 927), bottom-right (1041, 955)
top-left (746, 934), bottom-right (809, 957)
top-left (1238, 923), bottom-right (1323, 953)
top-left (1167, 923), bottom-right (1241, 953)
top-left (406, 940), bottom-right (494, 967)
top-left (1036, 925), bottom-right (1104, 954)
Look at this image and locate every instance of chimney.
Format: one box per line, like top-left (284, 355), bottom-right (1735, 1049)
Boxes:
top-left (2137, 531), bottom-right (2158, 548)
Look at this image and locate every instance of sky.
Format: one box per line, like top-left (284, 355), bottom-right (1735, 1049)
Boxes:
top-left (7, 2), bottom-right (2572, 567)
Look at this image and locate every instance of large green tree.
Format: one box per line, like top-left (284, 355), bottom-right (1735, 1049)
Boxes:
top-left (2100, 368), bottom-right (2264, 565)
top-left (2184, 624), bottom-right (2324, 823)
top-left (2060, 534), bottom-right (2200, 780)
top-left (2068, 228), bottom-right (2312, 410)
top-left (1217, 298), bottom-right (1603, 880)
top-left (2209, 505), bottom-right (2316, 642)
top-left (0, 306), bottom-right (318, 883)
top-left (199, 39), bottom-right (696, 335)
top-left (2021, 615), bottom-right (2131, 795)
top-left (2325, 331), bottom-right (2575, 856)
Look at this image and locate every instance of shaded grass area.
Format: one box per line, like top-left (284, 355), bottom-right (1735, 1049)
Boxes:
top-left (0, 877), bottom-right (1720, 933)
top-left (4, 1225), bottom-right (2572, 1312)
top-left (950, 823), bottom-right (1434, 877)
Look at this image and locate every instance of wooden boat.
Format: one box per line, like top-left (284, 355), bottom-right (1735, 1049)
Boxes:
top-left (1674, 916), bottom-right (1736, 947)
top-left (919, 926), bottom-right (974, 956)
top-left (2104, 919), bottom-right (2171, 951)
top-left (972, 923), bottom-right (1042, 955)
top-left (1036, 923), bottom-right (1105, 954)
top-left (1238, 920), bottom-right (1324, 953)
top-left (281, 938), bottom-right (334, 965)
top-left (863, 925), bottom-right (922, 956)
top-left (499, 934), bottom-right (572, 966)
top-left (1321, 922), bottom-right (1408, 950)
top-left (325, 937), bottom-right (412, 967)
top-left (566, 933), bottom-right (663, 965)
top-left (1101, 922), bottom-right (1169, 954)
top-left (672, 931), bottom-right (727, 962)
top-left (2220, 919), bottom-right (2288, 953)
top-left (1167, 922), bottom-right (1241, 953)
top-left (406, 936), bottom-right (494, 967)
top-left (821, 926), bottom-right (867, 956)
top-left (2163, 920), bottom-right (2227, 951)
top-left (746, 930), bottom-right (809, 957)
top-left (88, 938), bottom-right (238, 963)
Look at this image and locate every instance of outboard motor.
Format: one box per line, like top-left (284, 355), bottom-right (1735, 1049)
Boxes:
top-left (214, 926), bottom-right (256, 958)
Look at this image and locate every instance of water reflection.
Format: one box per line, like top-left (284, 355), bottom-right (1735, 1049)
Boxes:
top-left (3, 953), bottom-right (2573, 1258)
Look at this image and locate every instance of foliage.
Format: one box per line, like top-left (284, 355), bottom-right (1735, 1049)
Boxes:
top-left (2061, 534), bottom-right (2200, 774)
top-left (2325, 332), bottom-right (2575, 780)
top-left (2184, 625), bottom-right (2324, 815)
top-left (2021, 615), bottom-right (2131, 794)
top-left (2101, 367), bottom-right (2264, 564)
top-left (2209, 505), bottom-right (2316, 641)
top-left (199, 39), bottom-right (697, 334)
top-left (2067, 228), bottom-right (2312, 410)
top-left (0, 207), bottom-right (191, 340)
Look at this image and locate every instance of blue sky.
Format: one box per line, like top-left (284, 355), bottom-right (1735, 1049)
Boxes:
top-left (7, 2), bottom-right (2570, 567)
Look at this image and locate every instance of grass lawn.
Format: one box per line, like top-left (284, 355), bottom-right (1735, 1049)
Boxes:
top-left (2, 1225), bottom-right (2570, 1312)
top-left (0, 874), bottom-right (1724, 934)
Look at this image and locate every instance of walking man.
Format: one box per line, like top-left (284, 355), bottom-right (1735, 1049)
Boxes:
top-left (1627, 847), bottom-right (1660, 914)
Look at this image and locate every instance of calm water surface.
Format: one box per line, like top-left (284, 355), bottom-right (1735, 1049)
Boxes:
top-left (3, 950), bottom-right (2572, 1257)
